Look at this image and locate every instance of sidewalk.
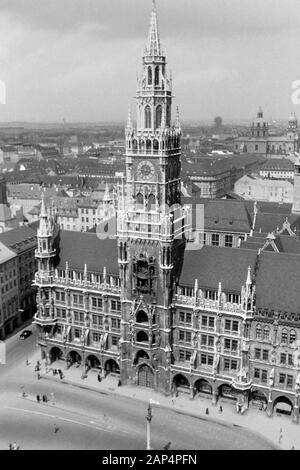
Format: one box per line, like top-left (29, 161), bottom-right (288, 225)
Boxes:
top-left (31, 351), bottom-right (298, 450)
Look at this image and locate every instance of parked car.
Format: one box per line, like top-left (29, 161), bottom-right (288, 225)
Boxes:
top-left (19, 330), bottom-right (32, 340)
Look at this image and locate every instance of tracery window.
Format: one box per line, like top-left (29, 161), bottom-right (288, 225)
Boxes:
top-left (145, 106), bottom-right (151, 128)
top-left (256, 325), bottom-right (262, 339)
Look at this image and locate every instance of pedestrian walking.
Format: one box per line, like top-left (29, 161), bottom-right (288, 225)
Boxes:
top-left (118, 379), bottom-right (122, 387)
top-left (205, 407), bottom-right (209, 415)
top-left (36, 394), bottom-right (40, 403)
top-left (53, 423), bottom-right (59, 433)
top-left (219, 405), bottom-right (223, 413)
top-left (9, 443), bottom-right (12, 450)
top-left (97, 373), bottom-right (102, 383)
top-left (291, 445), bottom-right (295, 450)
top-left (279, 428), bottom-right (283, 444)
top-left (26, 359), bottom-right (29, 366)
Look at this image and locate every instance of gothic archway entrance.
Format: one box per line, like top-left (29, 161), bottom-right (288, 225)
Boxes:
top-left (173, 374), bottom-right (190, 395)
top-left (250, 390), bottom-right (267, 409)
top-left (67, 351), bottom-right (82, 365)
top-left (105, 359), bottom-right (120, 375)
top-left (134, 350), bottom-right (149, 365)
top-left (194, 378), bottom-right (213, 396)
top-left (49, 347), bottom-right (63, 363)
top-left (138, 364), bottom-right (154, 388)
top-left (273, 396), bottom-right (293, 416)
top-left (86, 354), bottom-right (100, 370)
top-left (218, 383), bottom-right (236, 400)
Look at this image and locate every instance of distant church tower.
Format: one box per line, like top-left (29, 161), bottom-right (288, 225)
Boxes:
top-left (117, 0), bottom-right (188, 393)
top-left (251, 107), bottom-right (268, 138)
top-left (287, 113), bottom-right (299, 152)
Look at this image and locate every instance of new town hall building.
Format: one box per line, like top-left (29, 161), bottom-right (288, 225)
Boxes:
top-left (34, 1), bottom-right (300, 422)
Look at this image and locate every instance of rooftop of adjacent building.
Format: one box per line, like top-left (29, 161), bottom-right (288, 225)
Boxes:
top-left (260, 158), bottom-right (294, 171)
top-left (179, 245), bottom-right (300, 313)
top-left (0, 224), bottom-right (37, 254)
top-left (7, 184), bottom-right (68, 201)
top-left (182, 153), bottom-right (266, 178)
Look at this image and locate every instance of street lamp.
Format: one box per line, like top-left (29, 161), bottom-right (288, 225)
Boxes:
top-left (146, 398), bottom-right (160, 450)
top-left (146, 401), bottom-right (152, 450)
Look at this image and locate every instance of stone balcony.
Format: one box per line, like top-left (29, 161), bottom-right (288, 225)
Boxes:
top-left (174, 294), bottom-right (246, 316)
top-left (34, 273), bottom-right (121, 296)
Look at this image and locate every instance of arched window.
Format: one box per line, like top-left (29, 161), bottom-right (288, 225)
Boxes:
top-left (146, 139), bottom-right (152, 150)
top-left (263, 326), bottom-right (270, 341)
top-left (153, 139), bottom-right (159, 151)
top-left (136, 310), bottom-right (148, 323)
top-left (145, 106), bottom-right (151, 128)
top-left (137, 331), bottom-right (149, 343)
top-left (290, 330), bottom-right (297, 344)
top-left (136, 193), bottom-right (144, 207)
top-left (166, 104), bottom-right (171, 126)
top-left (155, 66), bottom-right (159, 86)
top-left (256, 325), bottom-right (262, 339)
top-left (148, 194), bottom-right (155, 210)
top-left (156, 105), bottom-right (162, 128)
top-left (132, 139), bottom-right (137, 150)
top-left (148, 66), bottom-right (152, 85)
top-left (281, 329), bottom-right (288, 344)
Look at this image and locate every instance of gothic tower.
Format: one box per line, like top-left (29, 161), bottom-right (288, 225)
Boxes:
top-left (117, 0), bottom-right (188, 393)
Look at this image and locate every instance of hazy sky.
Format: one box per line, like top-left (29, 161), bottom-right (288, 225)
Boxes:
top-left (0, 0), bottom-right (299, 123)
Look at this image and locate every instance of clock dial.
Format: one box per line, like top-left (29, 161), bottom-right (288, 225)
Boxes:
top-left (137, 161), bottom-right (155, 180)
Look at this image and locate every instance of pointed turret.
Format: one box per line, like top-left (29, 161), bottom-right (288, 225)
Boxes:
top-left (38, 193), bottom-right (52, 238)
top-left (145, 0), bottom-right (162, 57)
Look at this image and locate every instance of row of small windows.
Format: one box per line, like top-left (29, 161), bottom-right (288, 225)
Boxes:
top-left (129, 135), bottom-right (180, 151)
top-left (55, 309), bottom-right (121, 330)
top-left (55, 292), bottom-right (120, 311)
top-left (254, 369), bottom-right (294, 388)
top-left (256, 325), bottom-right (297, 344)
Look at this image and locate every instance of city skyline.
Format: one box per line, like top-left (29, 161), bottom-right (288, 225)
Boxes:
top-left (0, 0), bottom-right (299, 123)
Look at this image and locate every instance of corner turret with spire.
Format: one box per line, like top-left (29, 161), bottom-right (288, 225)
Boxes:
top-left (36, 192), bottom-right (58, 278)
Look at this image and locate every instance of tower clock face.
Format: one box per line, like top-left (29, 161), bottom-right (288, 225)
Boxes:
top-left (137, 161), bottom-right (155, 180)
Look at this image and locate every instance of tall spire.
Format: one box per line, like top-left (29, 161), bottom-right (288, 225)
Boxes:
top-left (126, 103), bottom-right (132, 129)
top-left (145, 0), bottom-right (162, 57)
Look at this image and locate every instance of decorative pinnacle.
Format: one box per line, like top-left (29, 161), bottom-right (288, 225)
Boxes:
top-left (175, 106), bottom-right (181, 129)
top-left (127, 103), bottom-right (132, 129)
top-left (246, 266), bottom-right (252, 286)
top-left (145, 0), bottom-right (161, 57)
top-left (161, 105), bottom-right (166, 128)
top-left (40, 192), bottom-right (47, 218)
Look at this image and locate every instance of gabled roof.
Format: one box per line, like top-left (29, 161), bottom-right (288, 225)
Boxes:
top-left (55, 231), bottom-right (118, 276)
top-left (202, 199), bottom-right (252, 233)
top-left (256, 251), bottom-right (300, 312)
top-left (0, 241), bottom-right (17, 263)
top-left (179, 246), bottom-right (258, 292)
